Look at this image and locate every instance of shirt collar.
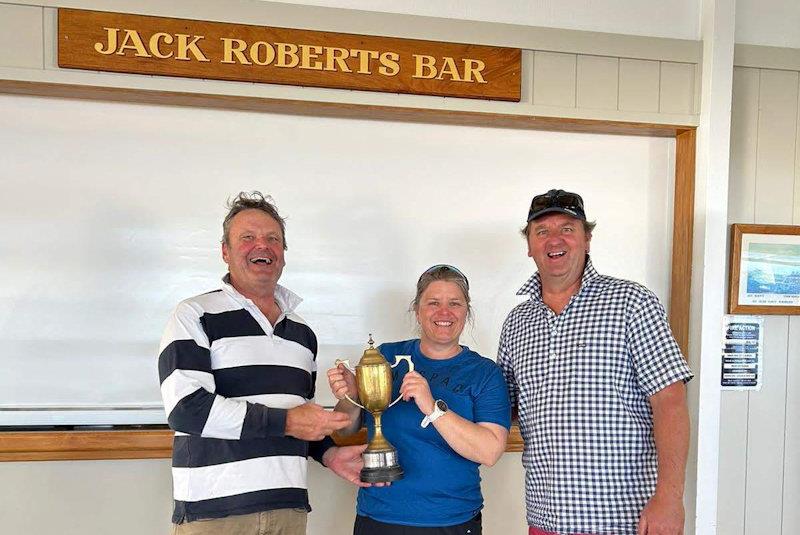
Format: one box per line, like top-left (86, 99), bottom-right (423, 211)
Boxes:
top-left (221, 273), bottom-right (303, 314)
top-left (516, 256), bottom-right (601, 300)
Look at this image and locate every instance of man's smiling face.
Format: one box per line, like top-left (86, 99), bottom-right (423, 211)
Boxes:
top-left (222, 208), bottom-right (286, 294)
top-left (527, 212), bottom-right (590, 287)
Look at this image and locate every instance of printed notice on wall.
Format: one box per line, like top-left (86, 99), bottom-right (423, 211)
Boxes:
top-left (721, 315), bottom-right (763, 390)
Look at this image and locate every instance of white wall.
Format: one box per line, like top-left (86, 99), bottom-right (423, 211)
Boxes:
top-left (719, 64), bottom-right (800, 535)
top-left (0, 88), bottom-right (675, 533)
top-left (735, 0), bottom-right (800, 48)
top-left (0, 93), bottom-right (675, 424)
top-left (269, 0), bottom-right (702, 40)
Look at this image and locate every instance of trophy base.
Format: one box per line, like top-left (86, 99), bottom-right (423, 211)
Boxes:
top-left (360, 448), bottom-right (404, 483)
top-left (360, 465), bottom-right (404, 483)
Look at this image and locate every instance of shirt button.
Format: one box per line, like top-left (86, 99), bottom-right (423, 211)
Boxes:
top-left (549, 352), bottom-right (557, 359)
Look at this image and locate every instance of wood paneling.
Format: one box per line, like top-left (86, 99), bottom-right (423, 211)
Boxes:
top-left (659, 61), bottom-right (695, 114)
top-left (745, 316), bottom-right (789, 535)
top-left (743, 67), bottom-right (799, 535)
top-left (0, 4), bottom-right (44, 69)
top-left (727, 68), bottom-right (759, 228)
top-left (619, 58), bottom-right (660, 112)
top-left (718, 66), bottom-right (759, 535)
top-left (785, 316), bottom-right (800, 533)
top-left (58, 8), bottom-right (521, 101)
top-left (532, 51), bottom-right (576, 107)
top-left (754, 69), bottom-right (799, 224)
top-left (576, 55), bottom-right (618, 110)
top-left (787, 85), bottom-right (800, 535)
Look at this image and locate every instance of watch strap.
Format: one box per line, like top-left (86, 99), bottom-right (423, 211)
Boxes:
top-left (420, 399), bottom-right (447, 428)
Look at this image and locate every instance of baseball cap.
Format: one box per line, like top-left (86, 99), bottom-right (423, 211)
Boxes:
top-left (526, 189), bottom-right (587, 222)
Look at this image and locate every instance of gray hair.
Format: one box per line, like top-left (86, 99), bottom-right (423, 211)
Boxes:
top-left (221, 191), bottom-right (287, 250)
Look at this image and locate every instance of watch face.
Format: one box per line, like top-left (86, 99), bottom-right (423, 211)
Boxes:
top-left (436, 399), bottom-right (448, 412)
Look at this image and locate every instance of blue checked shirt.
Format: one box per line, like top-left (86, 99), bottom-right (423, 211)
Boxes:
top-left (498, 258), bottom-right (693, 535)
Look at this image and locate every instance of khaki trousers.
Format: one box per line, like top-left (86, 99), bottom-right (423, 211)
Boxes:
top-left (172, 509), bottom-right (307, 535)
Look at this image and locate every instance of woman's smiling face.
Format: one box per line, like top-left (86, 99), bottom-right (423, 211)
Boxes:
top-left (415, 280), bottom-right (468, 350)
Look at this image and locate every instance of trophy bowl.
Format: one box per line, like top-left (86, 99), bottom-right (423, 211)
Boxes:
top-left (336, 336), bottom-right (413, 483)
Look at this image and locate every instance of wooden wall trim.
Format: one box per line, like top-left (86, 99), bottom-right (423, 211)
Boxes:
top-left (0, 80), bottom-right (688, 137)
top-left (0, 427), bottom-right (525, 461)
top-left (0, 430), bottom-right (172, 461)
top-left (670, 128), bottom-right (696, 356)
top-left (0, 79), bottom-right (695, 460)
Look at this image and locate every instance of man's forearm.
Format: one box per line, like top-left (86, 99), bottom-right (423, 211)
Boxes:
top-left (650, 381), bottom-right (690, 498)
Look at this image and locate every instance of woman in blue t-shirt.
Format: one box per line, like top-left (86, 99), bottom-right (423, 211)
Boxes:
top-left (328, 264), bottom-right (511, 535)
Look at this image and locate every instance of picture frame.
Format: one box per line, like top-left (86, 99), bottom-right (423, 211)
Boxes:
top-left (729, 223), bottom-right (800, 315)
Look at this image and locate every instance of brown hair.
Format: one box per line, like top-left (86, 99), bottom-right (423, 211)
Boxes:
top-left (221, 191), bottom-right (287, 250)
top-left (520, 219), bottom-right (596, 239)
top-left (411, 265), bottom-right (473, 321)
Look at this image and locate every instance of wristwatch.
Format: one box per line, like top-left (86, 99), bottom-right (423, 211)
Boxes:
top-left (420, 399), bottom-right (448, 428)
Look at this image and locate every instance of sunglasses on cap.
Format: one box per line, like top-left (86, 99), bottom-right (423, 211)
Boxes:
top-left (527, 189), bottom-right (587, 222)
top-left (418, 264), bottom-right (470, 290)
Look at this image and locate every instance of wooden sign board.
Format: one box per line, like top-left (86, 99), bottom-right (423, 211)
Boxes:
top-left (58, 9), bottom-right (521, 101)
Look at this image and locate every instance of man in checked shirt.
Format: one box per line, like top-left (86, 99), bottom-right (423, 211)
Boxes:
top-left (498, 189), bottom-right (693, 535)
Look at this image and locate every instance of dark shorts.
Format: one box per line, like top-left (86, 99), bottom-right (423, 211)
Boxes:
top-left (354, 513), bottom-right (481, 535)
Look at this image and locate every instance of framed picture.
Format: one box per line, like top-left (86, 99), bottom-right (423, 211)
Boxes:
top-left (729, 223), bottom-right (800, 314)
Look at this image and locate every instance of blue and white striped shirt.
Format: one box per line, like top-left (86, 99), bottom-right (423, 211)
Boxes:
top-left (158, 275), bottom-right (330, 523)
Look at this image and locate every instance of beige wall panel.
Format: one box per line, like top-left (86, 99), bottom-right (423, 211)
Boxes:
top-left (0, 458), bottom-right (174, 535)
top-left (575, 55), bottom-right (618, 110)
top-left (745, 317), bottom-right (790, 535)
top-left (785, 316), bottom-right (800, 533)
top-left (787, 96), bottom-right (800, 533)
top-left (618, 58), bottom-right (660, 112)
top-left (796, 85), bottom-right (800, 224)
top-left (481, 455), bottom-right (528, 532)
top-left (718, 66), bottom-right (760, 535)
top-left (0, 4), bottom-right (43, 69)
top-left (744, 69), bottom-right (798, 535)
top-left (521, 49), bottom-right (534, 104)
top-left (754, 69), bottom-right (799, 224)
top-left (727, 68), bottom-right (759, 226)
top-left (693, 63), bottom-right (701, 117)
top-left (532, 51), bottom-right (576, 108)
top-left (43, 7), bottom-right (57, 69)
top-left (659, 61), bottom-right (695, 114)
top-left (735, 44), bottom-right (800, 72)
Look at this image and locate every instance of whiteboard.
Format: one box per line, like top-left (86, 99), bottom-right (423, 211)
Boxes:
top-left (0, 94), bottom-right (674, 425)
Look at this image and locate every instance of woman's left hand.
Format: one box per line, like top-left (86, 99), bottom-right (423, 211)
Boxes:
top-left (399, 371), bottom-right (435, 416)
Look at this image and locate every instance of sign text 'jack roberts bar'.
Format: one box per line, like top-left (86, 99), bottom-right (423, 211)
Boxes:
top-left (58, 9), bottom-right (521, 101)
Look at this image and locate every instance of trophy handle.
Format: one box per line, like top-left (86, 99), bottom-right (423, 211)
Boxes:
top-left (334, 359), bottom-right (366, 410)
top-left (387, 355), bottom-right (414, 408)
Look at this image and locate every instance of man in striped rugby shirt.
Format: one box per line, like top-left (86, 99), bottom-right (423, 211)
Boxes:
top-left (159, 191), bottom-right (366, 534)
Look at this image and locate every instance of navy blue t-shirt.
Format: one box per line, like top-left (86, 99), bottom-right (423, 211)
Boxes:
top-left (356, 339), bottom-right (511, 527)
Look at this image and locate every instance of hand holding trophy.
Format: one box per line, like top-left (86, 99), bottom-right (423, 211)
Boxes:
top-left (334, 335), bottom-right (413, 483)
